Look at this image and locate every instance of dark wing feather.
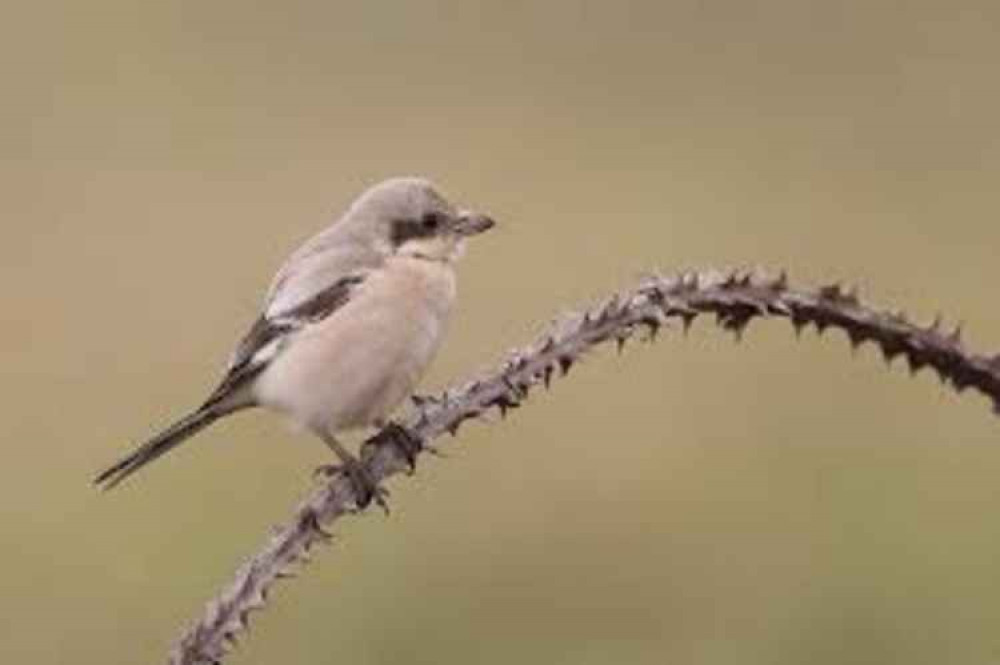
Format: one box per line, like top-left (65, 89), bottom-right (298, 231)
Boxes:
top-left (94, 274), bottom-right (365, 489)
top-left (202, 274), bottom-right (366, 408)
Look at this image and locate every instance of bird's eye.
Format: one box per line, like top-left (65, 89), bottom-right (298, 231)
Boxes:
top-left (421, 212), bottom-right (442, 230)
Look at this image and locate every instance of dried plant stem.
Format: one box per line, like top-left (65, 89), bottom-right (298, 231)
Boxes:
top-left (170, 268), bottom-right (1000, 664)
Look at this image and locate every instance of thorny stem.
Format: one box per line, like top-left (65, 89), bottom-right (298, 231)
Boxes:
top-left (170, 268), bottom-right (1000, 664)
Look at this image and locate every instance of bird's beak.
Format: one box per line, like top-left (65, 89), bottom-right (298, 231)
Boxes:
top-left (453, 211), bottom-right (496, 237)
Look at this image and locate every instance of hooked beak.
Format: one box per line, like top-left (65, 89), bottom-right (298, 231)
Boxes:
top-left (453, 211), bottom-right (496, 237)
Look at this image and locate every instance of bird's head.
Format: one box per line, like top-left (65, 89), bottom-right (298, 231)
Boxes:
top-left (347, 177), bottom-right (495, 263)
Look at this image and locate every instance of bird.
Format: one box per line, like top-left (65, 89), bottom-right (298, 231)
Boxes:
top-left (95, 177), bottom-right (495, 504)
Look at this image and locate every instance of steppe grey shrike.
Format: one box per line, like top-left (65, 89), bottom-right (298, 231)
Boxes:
top-left (96, 177), bottom-right (495, 502)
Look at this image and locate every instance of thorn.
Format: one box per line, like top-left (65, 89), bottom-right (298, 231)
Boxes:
top-left (246, 585), bottom-right (267, 606)
top-left (312, 523), bottom-right (335, 543)
top-left (298, 509), bottom-right (326, 538)
top-left (947, 370), bottom-right (969, 392)
top-left (791, 314), bottom-right (808, 337)
top-left (906, 352), bottom-right (928, 376)
top-left (640, 315), bottom-right (662, 341)
top-left (601, 295), bottom-right (621, 321)
top-left (502, 375), bottom-right (527, 398)
top-left (846, 326), bottom-right (866, 351)
top-left (558, 355), bottom-right (574, 375)
top-left (819, 283), bottom-right (843, 302)
top-left (720, 310), bottom-right (753, 340)
top-left (887, 309), bottom-right (907, 325)
top-left (542, 364), bottom-right (554, 388)
top-left (948, 322), bottom-right (964, 346)
top-left (879, 341), bottom-right (904, 365)
top-left (494, 388), bottom-right (521, 418)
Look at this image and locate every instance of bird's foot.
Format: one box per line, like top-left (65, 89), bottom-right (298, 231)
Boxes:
top-left (376, 422), bottom-right (425, 472)
top-left (314, 456), bottom-right (390, 514)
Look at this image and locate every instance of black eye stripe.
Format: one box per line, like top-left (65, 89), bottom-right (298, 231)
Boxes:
top-left (390, 220), bottom-right (426, 245)
top-left (421, 212), bottom-right (442, 228)
top-left (390, 214), bottom-right (444, 246)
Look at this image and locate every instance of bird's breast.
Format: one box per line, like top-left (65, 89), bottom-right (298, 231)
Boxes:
top-left (253, 257), bottom-right (457, 433)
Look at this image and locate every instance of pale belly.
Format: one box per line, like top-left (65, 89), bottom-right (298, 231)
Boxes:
top-left (252, 258), bottom-right (455, 434)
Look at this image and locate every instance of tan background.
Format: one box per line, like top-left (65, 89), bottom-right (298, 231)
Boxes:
top-left (3, 1), bottom-right (1000, 663)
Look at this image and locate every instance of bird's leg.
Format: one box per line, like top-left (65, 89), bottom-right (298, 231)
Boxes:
top-left (316, 433), bottom-right (389, 512)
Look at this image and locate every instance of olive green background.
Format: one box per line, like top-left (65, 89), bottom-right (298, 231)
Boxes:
top-left (4, 2), bottom-right (1000, 663)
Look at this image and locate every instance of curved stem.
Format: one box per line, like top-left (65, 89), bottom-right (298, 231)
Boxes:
top-left (170, 268), bottom-right (1000, 664)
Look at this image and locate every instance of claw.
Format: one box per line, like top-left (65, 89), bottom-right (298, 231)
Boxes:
top-left (312, 460), bottom-right (389, 512)
top-left (317, 433), bottom-right (391, 513)
top-left (341, 459), bottom-right (390, 513)
top-left (379, 422), bottom-right (423, 472)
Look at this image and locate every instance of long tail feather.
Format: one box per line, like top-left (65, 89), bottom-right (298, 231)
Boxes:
top-left (95, 407), bottom-right (224, 490)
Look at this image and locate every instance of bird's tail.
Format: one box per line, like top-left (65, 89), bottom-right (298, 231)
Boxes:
top-left (95, 406), bottom-right (226, 490)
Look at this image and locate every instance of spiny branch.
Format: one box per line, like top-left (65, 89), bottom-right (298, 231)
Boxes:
top-left (169, 268), bottom-right (1000, 664)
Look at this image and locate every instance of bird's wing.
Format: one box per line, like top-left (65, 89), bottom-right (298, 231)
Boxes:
top-left (202, 273), bottom-right (367, 409)
top-left (208, 216), bottom-right (385, 408)
top-left (95, 273), bottom-right (367, 490)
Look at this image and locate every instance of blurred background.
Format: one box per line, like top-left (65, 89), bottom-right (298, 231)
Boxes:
top-left (4, 1), bottom-right (1000, 663)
